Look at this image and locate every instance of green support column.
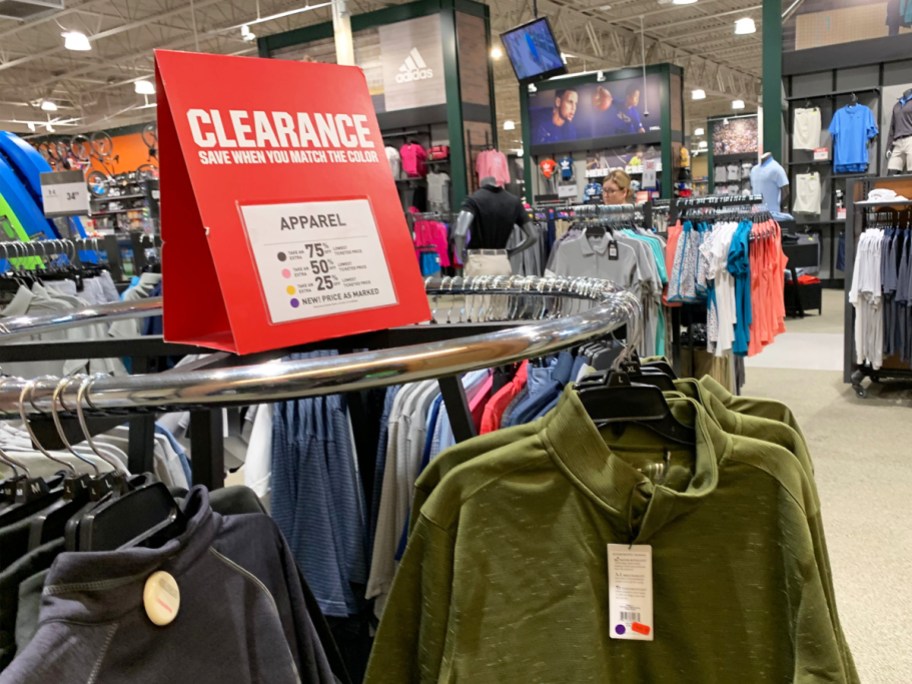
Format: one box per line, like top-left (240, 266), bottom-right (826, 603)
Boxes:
top-left (441, 6), bottom-right (468, 208)
top-left (762, 0), bottom-right (783, 158)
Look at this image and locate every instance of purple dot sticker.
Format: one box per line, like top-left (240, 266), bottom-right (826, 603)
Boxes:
top-left (281, 269), bottom-right (292, 279)
top-left (615, 624), bottom-right (626, 635)
top-left (289, 298), bottom-right (300, 308)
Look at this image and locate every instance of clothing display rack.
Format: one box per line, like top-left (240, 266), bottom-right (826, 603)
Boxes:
top-left (843, 175), bottom-right (912, 397)
top-left (0, 276), bottom-right (639, 489)
top-left (667, 193), bottom-right (768, 393)
top-left (0, 234), bottom-right (160, 282)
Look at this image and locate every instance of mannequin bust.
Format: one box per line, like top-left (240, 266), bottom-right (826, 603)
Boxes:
top-left (453, 177), bottom-right (536, 268)
top-left (886, 88), bottom-right (912, 175)
top-left (752, 152), bottom-right (790, 215)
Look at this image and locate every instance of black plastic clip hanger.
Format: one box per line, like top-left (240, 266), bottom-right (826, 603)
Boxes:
top-left (575, 352), bottom-right (695, 446)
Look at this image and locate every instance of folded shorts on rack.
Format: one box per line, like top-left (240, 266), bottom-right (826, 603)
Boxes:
top-left (793, 172), bottom-right (822, 214)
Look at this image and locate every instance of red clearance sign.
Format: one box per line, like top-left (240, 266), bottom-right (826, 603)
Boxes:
top-left (154, 49), bottom-right (430, 355)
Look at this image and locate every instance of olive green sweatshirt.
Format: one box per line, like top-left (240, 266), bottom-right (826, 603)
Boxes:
top-left (368, 390), bottom-right (850, 683)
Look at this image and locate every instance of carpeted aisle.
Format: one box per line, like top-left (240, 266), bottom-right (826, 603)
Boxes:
top-left (742, 289), bottom-right (912, 682)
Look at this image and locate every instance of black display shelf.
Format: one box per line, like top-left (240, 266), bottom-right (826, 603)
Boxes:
top-left (94, 193), bottom-right (146, 202)
top-left (786, 87), bottom-right (881, 101)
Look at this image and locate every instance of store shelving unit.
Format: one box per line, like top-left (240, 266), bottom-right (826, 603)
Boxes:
top-left (89, 173), bottom-right (159, 236)
top-left (785, 75), bottom-right (884, 289)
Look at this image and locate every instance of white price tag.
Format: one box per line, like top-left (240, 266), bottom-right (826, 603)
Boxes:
top-left (813, 147), bottom-right (829, 161)
top-left (837, 207), bottom-right (847, 220)
top-left (642, 161), bottom-right (658, 189)
top-left (40, 170), bottom-right (90, 217)
top-left (608, 544), bottom-right (653, 641)
top-left (239, 198), bottom-right (398, 324)
top-left (558, 184), bottom-right (579, 199)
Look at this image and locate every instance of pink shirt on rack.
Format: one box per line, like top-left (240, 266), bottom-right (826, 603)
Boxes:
top-left (412, 217), bottom-right (451, 268)
top-left (400, 143), bottom-right (428, 177)
top-left (476, 150), bottom-right (511, 187)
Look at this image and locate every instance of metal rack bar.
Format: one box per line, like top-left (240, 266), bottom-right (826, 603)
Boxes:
top-left (0, 277), bottom-right (638, 418)
top-left (0, 297), bottom-right (163, 341)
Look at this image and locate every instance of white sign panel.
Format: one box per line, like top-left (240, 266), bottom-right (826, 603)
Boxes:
top-left (40, 170), bottom-right (90, 217)
top-left (379, 16), bottom-right (446, 111)
top-left (239, 198), bottom-right (398, 324)
top-left (558, 184), bottom-right (579, 199)
top-left (642, 160), bottom-right (658, 189)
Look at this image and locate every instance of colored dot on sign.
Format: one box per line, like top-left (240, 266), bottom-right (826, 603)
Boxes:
top-left (277, 252), bottom-right (287, 262)
top-left (286, 285), bottom-right (296, 295)
top-left (631, 622), bottom-right (651, 636)
top-left (289, 298), bottom-right (300, 308)
top-left (614, 624), bottom-right (626, 635)
top-left (281, 269), bottom-right (292, 278)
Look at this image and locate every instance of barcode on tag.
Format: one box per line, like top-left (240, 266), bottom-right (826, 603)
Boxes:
top-left (620, 611), bottom-right (640, 622)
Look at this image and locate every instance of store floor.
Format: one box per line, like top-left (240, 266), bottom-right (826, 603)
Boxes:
top-left (743, 288), bottom-right (912, 682)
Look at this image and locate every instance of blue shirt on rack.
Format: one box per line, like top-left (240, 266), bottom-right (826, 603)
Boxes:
top-left (829, 104), bottom-right (878, 174)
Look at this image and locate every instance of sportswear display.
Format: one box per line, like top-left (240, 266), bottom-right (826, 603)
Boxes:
top-left (558, 155), bottom-right (574, 181)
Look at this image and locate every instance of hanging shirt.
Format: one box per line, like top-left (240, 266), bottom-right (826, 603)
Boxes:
top-left (547, 233), bottom-right (640, 287)
top-left (366, 391), bottom-right (851, 684)
top-left (539, 158), bottom-right (558, 179)
top-left (828, 104), bottom-right (878, 174)
top-left (400, 142), bottom-right (428, 178)
top-left (385, 146), bottom-right (401, 179)
top-left (558, 156), bottom-right (574, 181)
top-left (426, 172), bottom-right (451, 211)
top-left (476, 150), bottom-right (511, 186)
top-left (4, 487), bottom-right (336, 684)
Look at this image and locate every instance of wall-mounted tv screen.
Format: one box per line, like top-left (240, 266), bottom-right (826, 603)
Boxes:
top-left (500, 17), bottom-right (567, 83)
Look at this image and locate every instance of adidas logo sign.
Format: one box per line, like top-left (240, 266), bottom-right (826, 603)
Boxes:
top-left (396, 48), bottom-right (434, 83)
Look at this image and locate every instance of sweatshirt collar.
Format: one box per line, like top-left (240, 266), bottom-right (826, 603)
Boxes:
top-left (40, 487), bottom-right (218, 625)
top-left (540, 387), bottom-right (727, 542)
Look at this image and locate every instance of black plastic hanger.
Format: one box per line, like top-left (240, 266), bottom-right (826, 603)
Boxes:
top-left (576, 370), bottom-right (695, 445)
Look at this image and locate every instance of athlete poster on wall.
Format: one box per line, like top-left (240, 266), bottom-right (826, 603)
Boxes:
top-left (527, 74), bottom-right (663, 148)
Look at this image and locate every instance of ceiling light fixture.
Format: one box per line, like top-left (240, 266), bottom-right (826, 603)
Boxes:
top-left (734, 17), bottom-right (756, 34)
top-left (732, 99), bottom-right (746, 110)
top-left (40, 100), bottom-right (57, 112)
top-left (691, 89), bottom-right (706, 100)
top-left (672, 0), bottom-right (698, 5)
top-left (62, 30), bottom-right (91, 51)
top-left (234, 3), bottom-right (332, 31)
top-left (528, 83), bottom-right (537, 94)
top-left (698, 140), bottom-right (707, 148)
top-left (503, 119), bottom-right (515, 131)
top-left (694, 127), bottom-right (704, 136)
top-left (46, 123), bottom-right (54, 132)
top-left (27, 122), bottom-right (35, 132)
top-left (134, 79), bottom-right (156, 95)
top-left (490, 46), bottom-right (503, 60)
top-left (241, 24), bottom-right (256, 42)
